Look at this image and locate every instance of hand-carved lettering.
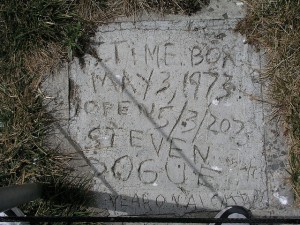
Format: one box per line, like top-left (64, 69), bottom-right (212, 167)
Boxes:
top-left (196, 165), bottom-right (222, 188)
top-left (166, 159), bottom-right (186, 184)
top-left (132, 193), bottom-right (141, 207)
top-left (145, 44), bottom-right (159, 68)
top-left (109, 195), bottom-right (118, 211)
top-left (226, 151), bottom-right (240, 168)
top-left (186, 195), bottom-right (197, 209)
top-left (224, 195), bottom-right (238, 206)
top-left (203, 71), bottom-right (219, 98)
top-left (220, 119), bottom-right (231, 133)
top-left (190, 45), bottom-right (204, 66)
top-left (238, 192), bottom-right (252, 208)
top-left (78, 38), bottom-right (263, 213)
top-left (194, 145), bottom-right (210, 164)
top-left (112, 155), bottom-right (133, 181)
top-left (130, 130), bottom-right (143, 148)
top-left (112, 41), bottom-right (126, 64)
top-left (198, 194), bottom-right (204, 207)
top-left (131, 48), bottom-right (137, 65)
top-left (136, 69), bottom-right (154, 100)
top-left (171, 195), bottom-right (181, 207)
top-left (169, 137), bottom-right (186, 158)
top-left (118, 101), bottom-right (131, 115)
top-left (88, 127), bottom-right (115, 148)
top-left (138, 159), bottom-right (158, 184)
top-left (192, 109), bottom-right (208, 143)
top-left (156, 71), bottom-right (171, 95)
top-left (156, 194), bottom-right (166, 208)
top-left (120, 195), bottom-right (128, 208)
top-left (167, 101), bottom-right (188, 140)
top-left (189, 72), bottom-right (201, 100)
top-left (92, 72), bottom-right (96, 93)
top-left (247, 160), bottom-right (257, 181)
top-left (156, 106), bottom-right (174, 129)
top-left (210, 193), bottom-right (225, 209)
top-left (102, 72), bottom-right (120, 91)
top-left (122, 70), bottom-right (137, 93)
top-left (168, 90), bottom-right (177, 104)
top-left (182, 110), bottom-right (198, 133)
top-left (183, 71), bottom-right (189, 98)
top-left (103, 102), bottom-right (113, 116)
top-left (232, 118), bottom-right (245, 134)
top-left (197, 172), bottom-right (214, 187)
top-left (222, 45), bottom-right (236, 68)
top-left (206, 48), bottom-right (221, 64)
top-left (142, 193), bottom-right (152, 210)
top-left (84, 101), bottom-right (98, 114)
top-left (150, 134), bottom-right (164, 156)
top-left (219, 73), bottom-right (235, 100)
top-left (207, 112), bottom-right (218, 134)
top-left (164, 43), bottom-right (175, 66)
top-left (138, 103), bottom-right (155, 118)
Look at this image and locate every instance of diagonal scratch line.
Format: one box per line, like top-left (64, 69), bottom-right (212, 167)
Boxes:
top-left (167, 100), bottom-right (188, 141)
top-left (54, 121), bottom-right (118, 195)
top-left (98, 61), bottom-right (223, 204)
top-left (192, 108), bottom-right (208, 143)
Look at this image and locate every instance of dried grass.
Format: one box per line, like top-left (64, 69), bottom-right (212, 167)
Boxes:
top-left (0, 0), bottom-right (209, 217)
top-left (77, 0), bottom-right (210, 22)
top-left (23, 43), bottom-right (64, 76)
top-left (236, 0), bottom-right (300, 203)
top-left (77, 0), bottom-right (110, 22)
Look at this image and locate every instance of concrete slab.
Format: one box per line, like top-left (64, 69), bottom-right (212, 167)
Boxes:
top-left (66, 18), bottom-right (267, 215)
top-left (42, 0), bottom-right (299, 219)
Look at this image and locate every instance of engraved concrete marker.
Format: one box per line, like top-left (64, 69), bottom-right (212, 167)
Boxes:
top-left (68, 19), bottom-right (267, 215)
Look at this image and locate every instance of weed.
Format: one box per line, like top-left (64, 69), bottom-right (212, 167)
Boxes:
top-left (119, 0), bottom-right (209, 16)
top-left (0, 0), bottom-right (99, 218)
top-left (0, 0), bottom-right (209, 218)
top-left (236, 0), bottom-right (300, 203)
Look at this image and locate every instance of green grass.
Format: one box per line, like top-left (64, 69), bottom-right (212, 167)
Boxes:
top-left (0, 0), bottom-right (96, 73)
top-left (0, 0), bottom-right (103, 219)
top-left (1, 0), bottom-right (299, 217)
top-left (120, 0), bottom-right (209, 16)
top-left (236, 0), bottom-right (300, 203)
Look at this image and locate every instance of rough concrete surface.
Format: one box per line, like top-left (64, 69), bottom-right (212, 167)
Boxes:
top-left (42, 0), bottom-right (300, 221)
